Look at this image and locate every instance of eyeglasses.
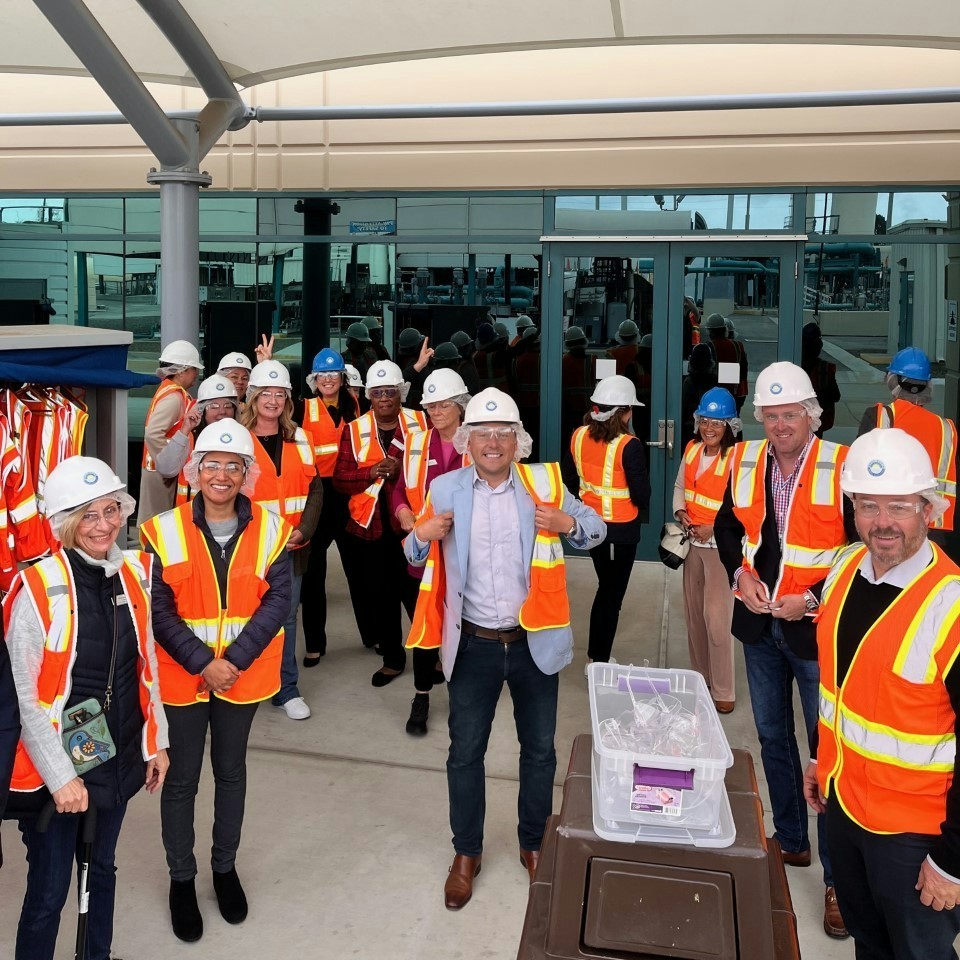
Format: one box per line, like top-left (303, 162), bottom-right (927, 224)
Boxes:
top-left (699, 418), bottom-right (728, 428)
top-left (423, 400), bottom-right (458, 412)
top-left (854, 500), bottom-right (925, 520)
top-left (763, 412), bottom-right (806, 425)
top-left (472, 427), bottom-right (516, 442)
top-left (315, 374), bottom-right (342, 383)
top-left (205, 401), bottom-right (237, 412)
top-left (257, 390), bottom-right (288, 401)
top-left (368, 387), bottom-right (399, 399)
top-left (79, 504), bottom-right (122, 527)
top-left (199, 461), bottom-right (246, 475)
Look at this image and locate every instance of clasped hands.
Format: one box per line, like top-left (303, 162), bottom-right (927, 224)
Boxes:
top-left (200, 658), bottom-right (239, 694)
top-left (737, 574), bottom-right (807, 621)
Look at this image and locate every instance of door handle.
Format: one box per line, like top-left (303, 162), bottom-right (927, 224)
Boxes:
top-left (646, 419), bottom-right (666, 449)
top-left (666, 419), bottom-right (675, 455)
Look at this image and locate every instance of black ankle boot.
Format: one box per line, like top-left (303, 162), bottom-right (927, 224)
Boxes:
top-left (169, 878), bottom-right (203, 942)
top-left (213, 867), bottom-right (248, 924)
top-left (405, 694), bottom-right (429, 736)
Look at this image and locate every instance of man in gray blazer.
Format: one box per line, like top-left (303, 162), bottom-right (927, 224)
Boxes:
top-left (406, 388), bottom-right (605, 910)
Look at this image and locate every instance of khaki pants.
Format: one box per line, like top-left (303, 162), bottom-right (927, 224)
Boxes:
top-left (682, 546), bottom-right (735, 702)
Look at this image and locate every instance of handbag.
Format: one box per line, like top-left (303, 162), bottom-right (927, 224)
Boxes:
top-left (60, 579), bottom-right (119, 775)
top-left (658, 521), bottom-right (690, 570)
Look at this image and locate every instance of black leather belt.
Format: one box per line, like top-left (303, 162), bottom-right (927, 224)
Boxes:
top-left (461, 619), bottom-right (525, 644)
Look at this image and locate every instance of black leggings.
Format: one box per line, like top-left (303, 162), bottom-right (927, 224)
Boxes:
top-left (588, 541), bottom-right (638, 662)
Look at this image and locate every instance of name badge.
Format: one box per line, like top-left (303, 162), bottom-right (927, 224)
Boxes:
top-left (427, 459), bottom-right (438, 466)
top-left (114, 594), bottom-right (129, 607)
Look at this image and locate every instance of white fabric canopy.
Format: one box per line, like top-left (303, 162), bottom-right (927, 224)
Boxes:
top-left (1, 0), bottom-right (959, 90)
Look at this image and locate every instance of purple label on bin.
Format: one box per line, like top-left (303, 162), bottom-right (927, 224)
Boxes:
top-left (616, 676), bottom-right (672, 694)
top-left (634, 766), bottom-right (695, 790)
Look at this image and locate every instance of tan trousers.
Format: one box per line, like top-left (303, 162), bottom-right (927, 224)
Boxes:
top-left (682, 545), bottom-right (736, 702)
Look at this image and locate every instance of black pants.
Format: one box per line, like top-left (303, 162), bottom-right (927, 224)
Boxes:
top-left (588, 541), bottom-right (638, 662)
top-left (301, 480), bottom-right (363, 655)
top-left (827, 799), bottom-right (960, 960)
top-left (413, 647), bottom-right (440, 693)
top-left (350, 528), bottom-right (418, 670)
top-left (161, 697), bottom-right (259, 882)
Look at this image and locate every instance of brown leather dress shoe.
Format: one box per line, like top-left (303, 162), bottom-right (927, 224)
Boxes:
top-left (713, 700), bottom-right (735, 714)
top-left (823, 886), bottom-right (849, 939)
top-left (780, 847), bottom-right (812, 867)
top-left (444, 854), bottom-right (481, 910)
top-left (519, 848), bottom-right (540, 883)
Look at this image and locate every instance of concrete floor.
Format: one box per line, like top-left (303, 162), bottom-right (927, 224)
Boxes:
top-left (0, 554), bottom-right (854, 960)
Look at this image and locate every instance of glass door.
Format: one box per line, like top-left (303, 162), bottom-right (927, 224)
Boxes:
top-left (543, 240), bottom-right (802, 560)
top-left (542, 242), bottom-right (673, 559)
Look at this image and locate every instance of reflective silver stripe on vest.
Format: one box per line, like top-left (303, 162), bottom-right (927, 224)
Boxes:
top-left (404, 429), bottom-right (430, 492)
top-left (810, 440), bottom-right (841, 507)
top-left (893, 578), bottom-right (960, 684)
top-left (149, 509), bottom-right (189, 566)
top-left (838, 708), bottom-right (956, 771)
top-left (819, 688), bottom-right (836, 726)
top-left (780, 543), bottom-right (842, 571)
top-left (935, 418), bottom-right (956, 499)
top-left (733, 440), bottom-right (765, 508)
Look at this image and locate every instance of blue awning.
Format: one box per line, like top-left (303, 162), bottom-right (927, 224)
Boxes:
top-left (0, 344), bottom-right (158, 389)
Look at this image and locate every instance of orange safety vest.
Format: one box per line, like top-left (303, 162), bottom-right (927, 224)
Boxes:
top-left (302, 396), bottom-right (358, 478)
top-left (347, 409), bottom-right (426, 528)
top-left (876, 399), bottom-right (957, 531)
top-left (682, 440), bottom-right (734, 526)
top-left (250, 428), bottom-right (317, 531)
top-left (401, 428), bottom-right (470, 516)
top-left (140, 502), bottom-right (291, 706)
top-left (405, 462), bottom-right (570, 650)
top-left (2, 550), bottom-right (159, 792)
top-left (570, 427), bottom-right (638, 524)
top-left (816, 543), bottom-right (960, 834)
top-left (142, 380), bottom-right (191, 472)
top-left (174, 432), bottom-right (195, 506)
top-left (730, 437), bottom-right (849, 600)
top-left (2, 392), bottom-right (48, 564)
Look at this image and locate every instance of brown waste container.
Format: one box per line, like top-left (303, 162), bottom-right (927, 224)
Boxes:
top-left (518, 735), bottom-right (799, 960)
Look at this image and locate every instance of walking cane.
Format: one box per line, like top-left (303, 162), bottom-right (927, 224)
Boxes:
top-left (38, 799), bottom-right (98, 960)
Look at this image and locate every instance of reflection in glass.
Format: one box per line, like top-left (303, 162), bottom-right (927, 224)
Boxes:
top-left (807, 191), bottom-right (949, 236)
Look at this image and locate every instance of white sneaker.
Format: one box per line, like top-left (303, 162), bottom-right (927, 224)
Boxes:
top-left (278, 697), bottom-right (311, 720)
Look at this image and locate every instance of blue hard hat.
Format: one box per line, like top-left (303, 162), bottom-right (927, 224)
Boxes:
top-left (888, 346), bottom-right (931, 382)
top-left (312, 348), bottom-right (346, 374)
top-left (695, 387), bottom-right (738, 420)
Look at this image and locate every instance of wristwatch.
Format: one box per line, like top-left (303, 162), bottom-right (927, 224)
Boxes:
top-left (566, 519), bottom-right (578, 538)
top-left (803, 589), bottom-right (819, 613)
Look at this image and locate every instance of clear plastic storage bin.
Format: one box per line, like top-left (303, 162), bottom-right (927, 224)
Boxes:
top-left (588, 663), bottom-right (734, 831)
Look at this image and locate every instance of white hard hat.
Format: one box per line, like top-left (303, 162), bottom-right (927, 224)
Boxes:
top-left (841, 428), bottom-right (937, 497)
top-left (421, 368), bottom-right (469, 405)
top-left (248, 360), bottom-right (292, 392)
top-left (344, 364), bottom-right (363, 388)
top-left (365, 359), bottom-right (404, 389)
top-left (515, 315), bottom-right (534, 330)
top-left (44, 455), bottom-right (126, 516)
top-left (159, 339), bottom-right (204, 371)
top-left (463, 388), bottom-right (521, 425)
top-left (753, 361), bottom-right (816, 408)
top-left (194, 418), bottom-right (255, 460)
top-left (197, 374), bottom-right (238, 403)
top-left (590, 375), bottom-right (643, 407)
top-left (217, 351), bottom-right (252, 372)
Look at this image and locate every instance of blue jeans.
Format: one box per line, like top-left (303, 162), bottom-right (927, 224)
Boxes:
top-left (16, 802), bottom-right (128, 960)
top-left (447, 631), bottom-right (559, 857)
top-left (742, 619), bottom-right (833, 887)
top-left (273, 570), bottom-right (303, 706)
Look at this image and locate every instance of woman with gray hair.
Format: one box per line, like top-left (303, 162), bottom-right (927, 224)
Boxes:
top-left (391, 368), bottom-right (471, 735)
top-left (6, 455), bottom-right (168, 960)
top-left (137, 339), bottom-right (204, 525)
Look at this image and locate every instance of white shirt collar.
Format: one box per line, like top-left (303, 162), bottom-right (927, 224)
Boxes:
top-left (858, 539), bottom-right (934, 588)
top-left (471, 466), bottom-right (515, 492)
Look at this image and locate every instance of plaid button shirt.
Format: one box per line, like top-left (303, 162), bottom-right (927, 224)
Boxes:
top-left (768, 435), bottom-right (814, 542)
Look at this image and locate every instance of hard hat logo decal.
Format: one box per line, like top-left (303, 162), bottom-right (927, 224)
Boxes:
top-left (770, 383), bottom-right (783, 395)
top-left (867, 459), bottom-right (885, 477)
top-left (235, 356), bottom-right (244, 364)
top-left (377, 368), bottom-right (386, 378)
top-left (268, 370), bottom-right (278, 379)
top-left (427, 384), bottom-right (436, 393)
top-left (220, 433), bottom-right (233, 444)
top-left (83, 471), bottom-right (98, 485)
top-left (485, 400), bottom-right (497, 411)
top-left (216, 383), bottom-right (225, 391)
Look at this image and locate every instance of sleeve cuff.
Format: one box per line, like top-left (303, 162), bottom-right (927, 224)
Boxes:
top-left (926, 855), bottom-right (960, 885)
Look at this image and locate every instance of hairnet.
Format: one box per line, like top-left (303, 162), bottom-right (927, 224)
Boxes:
top-left (452, 423), bottom-right (533, 460)
top-left (886, 371), bottom-right (933, 407)
top-left (754, 397), bottom-right (823, 434)
top-left (589, 407), bottom-right (620, 422)
top-left (183, 449), bottom-right (260, 499)
top-left (156, 363), bottom-right (190, 379)
top-left (48, 491), bottom-right (137, 539)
